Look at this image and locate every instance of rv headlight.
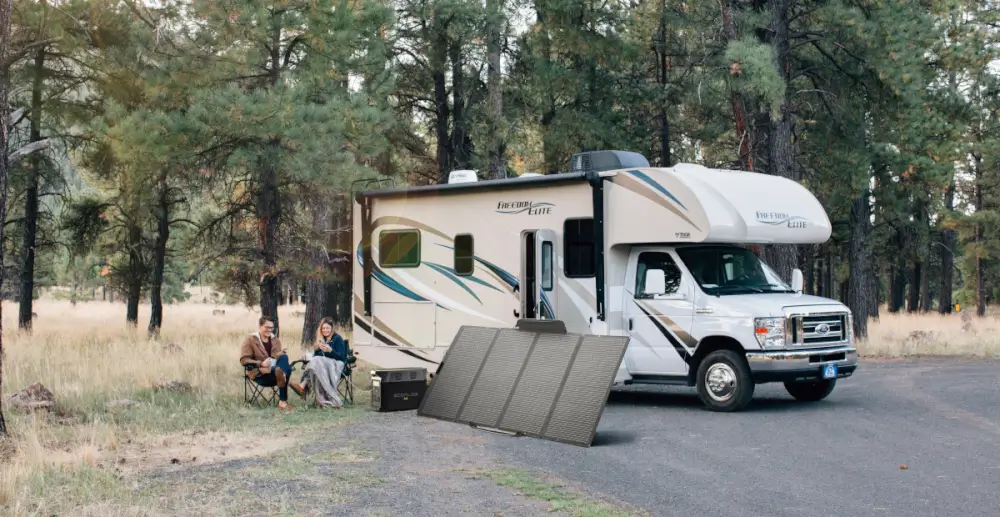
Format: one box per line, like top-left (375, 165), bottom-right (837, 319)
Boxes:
top-left (754, 317), bottom-right (786, 349)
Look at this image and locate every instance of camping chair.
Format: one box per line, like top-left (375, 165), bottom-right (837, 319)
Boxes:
top-left (298, 339), bottom-right (356, 407)
top-left (243, 363), bottom-right (277, 406)
top-left (242, 359), bottom-right (308, 407)
top-left (338, 339), bottom-right (357, 406)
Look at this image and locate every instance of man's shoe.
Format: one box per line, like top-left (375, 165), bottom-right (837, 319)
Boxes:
top-left (277, 400), bottom-right (294, 410)
top-left (289, 381), bottom-right (305, 398)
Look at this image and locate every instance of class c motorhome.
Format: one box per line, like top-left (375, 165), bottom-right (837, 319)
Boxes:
top-left (351, 150), bottom-right (858, 412)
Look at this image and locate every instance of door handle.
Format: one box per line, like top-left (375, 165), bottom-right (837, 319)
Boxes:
top-left (696, 307), bottom-right (713, 314)
top-left (513, 309), bottom-right (520, 318)
top-left (628, 318), bottom-right (633, 330)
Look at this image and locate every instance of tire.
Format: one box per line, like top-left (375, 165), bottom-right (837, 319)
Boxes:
top-left (695, 349), bottom-right (754, 412)
top-left (783, 379), bottom-right (836, 402)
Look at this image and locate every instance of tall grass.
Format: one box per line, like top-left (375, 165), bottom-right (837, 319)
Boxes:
top-left (861, 308), bottom-right (1000, 358)
top-left (0, 298), bottom-right (369, 516)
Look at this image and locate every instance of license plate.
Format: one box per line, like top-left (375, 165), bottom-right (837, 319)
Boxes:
top-left (822, 364), bottom-right (838, 379)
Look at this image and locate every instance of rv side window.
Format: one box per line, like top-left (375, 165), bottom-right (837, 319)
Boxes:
top-left (454, 234), bottom-right (474, 276)
top-left (564, 218), bottom-right (595, 277)
top-left (635, 252), bottom-right (681, 298)
top-left (378, 229), bottom-right (420, 267)
top-left (541, 241), bottom-right (553, 291)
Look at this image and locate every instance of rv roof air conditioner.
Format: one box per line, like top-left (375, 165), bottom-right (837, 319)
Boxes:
top-left (570, 150), bottom-right (650, 173)
top-left (448, 169), bottom-right (479, 184)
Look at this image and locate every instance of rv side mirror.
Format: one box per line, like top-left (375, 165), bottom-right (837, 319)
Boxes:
top-left (791, 268), bottom-right (803, 293)
top-left (644, 269), bottom-right (666, 296)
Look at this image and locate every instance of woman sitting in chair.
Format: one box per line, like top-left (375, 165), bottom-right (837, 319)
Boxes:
top-left (301, 317), bottom-right (348, 408)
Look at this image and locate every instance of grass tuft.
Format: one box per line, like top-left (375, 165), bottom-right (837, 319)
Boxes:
top-left (478, 467), bottom-right (644, 517)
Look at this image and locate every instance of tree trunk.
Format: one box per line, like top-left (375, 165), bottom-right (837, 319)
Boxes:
top-left (919, 259), bottom-right (930, 312)
top-left (125, 220), bottom-right (143, 326)
top-left (657, 0), bottom-right (672, 167)
top-left (535, 1), bottom-right (559, 174)
top-left (907, 261), bottom-right (920, 312)
top-left (760, 0), bottom-right (798, 282)
top-left (302, 201), bottom-right (333, 345)
top-left (450, 41), bottom-right (471, 171)
top-left (721, 0), bottom-right (754, 171)
top-left (258, 146), bottom-right (281, 336)
top-left (848, 191), bottom-right (876, 339)
top-left (939, 181), bottom-right (955, 314)
top-left (431, 29), bottom-right (451, 183)
top-left (973, 152), bottom-right (985, 316)
top-left (804, 245), bottom-right (815, 295)
top-left (148, 173), bottom-right (169, 337)
top-left (486, 0), bottom-right (506, 179)
top-left (18, 47), bottom-right (45, 332)
top-left (0, 0), bottom-right (14, 436)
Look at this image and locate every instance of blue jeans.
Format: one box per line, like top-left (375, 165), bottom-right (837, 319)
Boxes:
top-left (254, 353), bottom-right (292, 401)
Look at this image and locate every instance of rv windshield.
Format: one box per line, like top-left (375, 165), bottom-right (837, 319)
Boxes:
top-left (675, 246), bottom-right (793, 295)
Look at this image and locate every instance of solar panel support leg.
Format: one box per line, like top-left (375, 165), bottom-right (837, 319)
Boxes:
top-left (470, 423), bottom-right (521, 437)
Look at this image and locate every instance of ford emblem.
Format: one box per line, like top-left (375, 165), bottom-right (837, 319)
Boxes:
top-left (816, 323), bottom-right (831, 335)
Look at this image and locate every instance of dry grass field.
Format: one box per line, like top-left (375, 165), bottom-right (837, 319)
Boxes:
top-left (0, 293), bottom-right (996, 516)
top-left (0, 296), bottom-right (373, 516)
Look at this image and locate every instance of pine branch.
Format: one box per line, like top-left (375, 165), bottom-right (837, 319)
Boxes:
top-left (1, 37), bottom-right (59, 69)
top-left (7, 138), bottom-right (49, 165)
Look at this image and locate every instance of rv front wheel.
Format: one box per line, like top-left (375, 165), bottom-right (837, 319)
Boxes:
top-left (695, 350), bottom-right (754, 412)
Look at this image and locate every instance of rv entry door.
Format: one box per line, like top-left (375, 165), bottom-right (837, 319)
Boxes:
top-left (519, 230), bottom-right (558, 320)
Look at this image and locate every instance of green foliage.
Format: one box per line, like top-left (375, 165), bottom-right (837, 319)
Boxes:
top-left (9, 0), bottom-right (1000, 326)
top-left (724, 37), bottom-right (785, 119)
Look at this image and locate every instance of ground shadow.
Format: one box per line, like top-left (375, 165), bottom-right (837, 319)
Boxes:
top-left (606, 387), bottom-right (849, 414)
top-left (590, 430), bottom-right (639, 447)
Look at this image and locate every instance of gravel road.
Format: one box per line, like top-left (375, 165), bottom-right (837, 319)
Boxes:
top-left (328, 357), bottom-right (1000, 517)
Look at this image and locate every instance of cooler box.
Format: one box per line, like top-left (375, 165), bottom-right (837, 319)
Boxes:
top-left (371, 368), bottom-right (427, 412)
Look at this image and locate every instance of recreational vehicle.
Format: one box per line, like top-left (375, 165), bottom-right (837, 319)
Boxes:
top-left (350, 150), bottom-right (858, 412)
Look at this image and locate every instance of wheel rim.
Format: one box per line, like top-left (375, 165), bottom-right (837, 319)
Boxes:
top-left (705, 363), bottom-right (738, 402)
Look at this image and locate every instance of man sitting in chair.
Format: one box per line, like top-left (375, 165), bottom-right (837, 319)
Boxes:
top-left (240, 316), bottom-right (304, 410)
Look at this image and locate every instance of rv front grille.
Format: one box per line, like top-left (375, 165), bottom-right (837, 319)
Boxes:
top-left (790, 313), bottom-right (849, 346)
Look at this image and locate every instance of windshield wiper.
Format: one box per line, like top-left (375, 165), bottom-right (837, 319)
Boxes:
top-left (711, 285), bottom-right (764, 294)
top-left (757, 284), bottom-right (795, 293)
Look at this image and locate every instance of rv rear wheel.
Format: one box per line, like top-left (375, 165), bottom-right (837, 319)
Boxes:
top-left (783, 379), bottom-right (836, 402)
top-left (695, 349), bottom-right (754, 412)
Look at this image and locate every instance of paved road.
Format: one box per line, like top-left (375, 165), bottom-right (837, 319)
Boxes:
top-left (483, 358), bottom-right (1000, 517)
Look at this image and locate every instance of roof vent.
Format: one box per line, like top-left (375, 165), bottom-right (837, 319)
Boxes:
top-left (570, 150), bottom-right (649, 173)
top-left (448, 169), bottom-right (479, 184)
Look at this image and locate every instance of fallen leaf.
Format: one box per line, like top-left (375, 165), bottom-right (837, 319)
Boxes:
top-left (900, 464), bottom-right (909, 470)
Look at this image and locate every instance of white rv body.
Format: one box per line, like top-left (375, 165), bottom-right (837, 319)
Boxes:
top-left (351, 153), bottom-right (858, 411)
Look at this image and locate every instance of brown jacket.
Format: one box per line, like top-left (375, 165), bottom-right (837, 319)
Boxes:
top-left (240, 333), bottom-right (285, 379)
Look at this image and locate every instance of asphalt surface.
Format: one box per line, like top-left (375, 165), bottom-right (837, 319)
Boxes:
top-left (482, 358), bottom-right (1000, 517)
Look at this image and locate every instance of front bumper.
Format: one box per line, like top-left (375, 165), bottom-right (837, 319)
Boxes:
top-left (746, 345), bottom-right (858, 383)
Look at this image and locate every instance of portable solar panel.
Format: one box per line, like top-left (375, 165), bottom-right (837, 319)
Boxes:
top-left (417, 320), bottom-right (630, 447)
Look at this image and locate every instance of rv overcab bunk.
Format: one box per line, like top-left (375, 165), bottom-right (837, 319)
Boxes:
top-left (351, 150), bottom-right (858, 412)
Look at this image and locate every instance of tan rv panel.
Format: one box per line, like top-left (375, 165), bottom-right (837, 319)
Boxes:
top-left (353, 180), bottom-right (595, 364)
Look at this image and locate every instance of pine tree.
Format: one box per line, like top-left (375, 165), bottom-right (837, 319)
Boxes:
top-left (173, 0), bottom-right (395, 336)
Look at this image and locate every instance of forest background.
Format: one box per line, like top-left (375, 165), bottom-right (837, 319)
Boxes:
top-left (1, 0), bottom-right (999, 427)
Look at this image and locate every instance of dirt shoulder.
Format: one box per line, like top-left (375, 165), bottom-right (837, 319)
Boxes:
top-left (137, 408), bottom-right (646, 517)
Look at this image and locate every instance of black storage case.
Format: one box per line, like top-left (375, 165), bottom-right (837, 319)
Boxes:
top-left (371, 368), bottom-right (428, 412)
